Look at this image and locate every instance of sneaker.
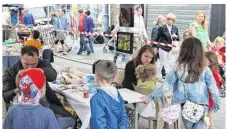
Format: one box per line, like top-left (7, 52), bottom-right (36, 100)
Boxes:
top-left (67, 47), bottom-right (72, 53)
top-left (82, 51), bottom-right (86, 54)
top-left (63, 53), bottom-right (67, 55)
top-left (87, 51), bottom-right (91, 55)
top-left (58, 51), bottom-right (64, 53)
top-left (77, 52), bottom-right (82, 55)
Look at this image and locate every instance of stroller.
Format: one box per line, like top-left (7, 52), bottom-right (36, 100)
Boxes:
top-left (219, 64), bottom-right (226, 98)
top-left (103, 25), bottom-right (115, 53)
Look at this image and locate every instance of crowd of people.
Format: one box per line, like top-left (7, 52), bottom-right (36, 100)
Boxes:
top-left (119, 8), bottom-right (225, 129)
top-left (2, 5), bottom-right (226, 129)
top-left (49, 8), bottom-right (95, 56)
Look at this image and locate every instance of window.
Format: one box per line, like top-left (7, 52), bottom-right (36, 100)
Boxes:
top-left (30, 7), bottom-right (46, 18)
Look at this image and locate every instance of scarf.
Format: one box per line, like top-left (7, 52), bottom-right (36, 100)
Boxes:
top-left (19, 69), bottom-right (45, 105)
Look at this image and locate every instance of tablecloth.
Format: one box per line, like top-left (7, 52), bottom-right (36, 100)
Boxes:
top-left (50, 82), bottom-right (143, 129)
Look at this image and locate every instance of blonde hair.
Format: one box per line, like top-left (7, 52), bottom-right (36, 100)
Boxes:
top-left (166, 13), bottom-right (176, 23)
top-left (154, 15), bottom-right (165, 25)
top-left (136, 64), bottom-right (157, 82)
top-left (195, 11), bottom-right (207, 30)
top-left (214, 36), bottom-right (225, 46)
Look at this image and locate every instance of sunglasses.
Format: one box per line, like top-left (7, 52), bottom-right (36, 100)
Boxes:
top-left (167, 18), bottom-right (174, 20)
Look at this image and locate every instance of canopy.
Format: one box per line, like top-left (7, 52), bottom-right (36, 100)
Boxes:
top-left (2, 4), bottom-right (23, 8)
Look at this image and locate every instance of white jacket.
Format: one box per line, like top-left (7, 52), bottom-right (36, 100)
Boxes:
top-left (133, 15), bottom-right (148, 40)
top-left (2, 11), bottom-right (11, 26)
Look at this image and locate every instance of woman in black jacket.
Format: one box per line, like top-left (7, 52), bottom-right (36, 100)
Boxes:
top-left (155, 13), bottom-right (180, 77)
top-left (122, 45), bottom-right (156, 91)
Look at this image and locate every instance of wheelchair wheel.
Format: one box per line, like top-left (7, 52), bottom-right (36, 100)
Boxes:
top-left (220, 89), bottom-right (226, 98)
top-left (103, 48), bottom-right (108, 53)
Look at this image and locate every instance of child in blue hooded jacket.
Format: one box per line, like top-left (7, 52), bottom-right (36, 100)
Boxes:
top-left (90, 60), bottom-right (130, 129)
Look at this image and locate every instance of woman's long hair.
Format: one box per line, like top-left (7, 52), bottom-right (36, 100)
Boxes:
top-left (195, 11), bottom-right (207, 30)
top-left (177, 37), bottom-right (206, 83)
top-left (153, 15), bottom-right (164, 25)
top-left (205, 51), bottom-right (219, 71)
top-left (133, 45), bottom-right (156, 67)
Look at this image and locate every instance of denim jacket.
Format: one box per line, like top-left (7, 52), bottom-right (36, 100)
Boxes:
top-left (147, 66), bottom-right (221, 112)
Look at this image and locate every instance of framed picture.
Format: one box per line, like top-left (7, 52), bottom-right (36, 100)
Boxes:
top-left (116, 32), bottom-right (133, 54)
top-left (119, 7), bottom-right (134, 27)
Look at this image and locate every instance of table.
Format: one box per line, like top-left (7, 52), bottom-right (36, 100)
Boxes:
top-left (50, 82), bottom-right (144, 129)
top-left (3, 55), bottom-right (20, 71)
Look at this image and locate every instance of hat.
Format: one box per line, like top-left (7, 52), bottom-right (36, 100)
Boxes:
top-left (19, 68), bottom-right (45, 104)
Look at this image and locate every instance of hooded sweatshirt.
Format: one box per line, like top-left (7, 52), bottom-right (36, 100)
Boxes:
top-left (90, 88), bottom-right (130, 129)
top-left (3, 104), bottom-right (60, 129)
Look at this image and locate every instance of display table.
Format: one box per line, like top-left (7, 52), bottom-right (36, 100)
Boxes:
top-left (49, 75), bottom-right (144, 129)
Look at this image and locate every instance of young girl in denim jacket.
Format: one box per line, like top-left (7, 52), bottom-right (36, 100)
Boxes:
top-left (141, 37), bottom-right (221, 129)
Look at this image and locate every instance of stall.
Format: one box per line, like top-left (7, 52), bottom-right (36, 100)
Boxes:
top-left (49, 67), bottom-right (144, 129)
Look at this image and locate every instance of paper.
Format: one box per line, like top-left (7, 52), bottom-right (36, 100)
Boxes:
top-left (140, 101), bottom-right (156, 118)
top-left (118, 88), bottom-right (144, 103)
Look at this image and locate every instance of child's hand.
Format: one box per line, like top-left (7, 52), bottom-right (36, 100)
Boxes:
top-left (140, 96), bottom-right (148, 104)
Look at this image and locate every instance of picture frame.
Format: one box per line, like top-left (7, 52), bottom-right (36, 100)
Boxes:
top-left (119, 7), bottom-right (134, 27)
top-left (116, 32), bottom-right (133, 54)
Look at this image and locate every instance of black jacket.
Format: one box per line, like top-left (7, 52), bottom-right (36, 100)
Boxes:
top-left (3, 59), bottom-right (71, 117)
top-left (155, 24), bottom-right (180, 52)
top-left (122, 60), bottom-right (137, 91)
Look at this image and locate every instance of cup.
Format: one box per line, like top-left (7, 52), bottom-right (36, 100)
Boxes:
top-left (83, 90), bottom-right (89, 98)
top-left (89, 85), bottom-right (98, 94)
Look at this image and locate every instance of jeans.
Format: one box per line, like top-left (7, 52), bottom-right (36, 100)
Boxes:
top-left (182, 117), bottom-right (207, 129)
top-left (78, 35), bottom-right (91, 53)
top-left (87, 39), bottom-right (94, 53)
top-left (113, 53), bottom-right (127, 64)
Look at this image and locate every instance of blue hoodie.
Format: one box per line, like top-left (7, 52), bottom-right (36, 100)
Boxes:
top-left (3, 104), bottom-right (60, 129)
top-left (90, 89), bottom-right (130, 129)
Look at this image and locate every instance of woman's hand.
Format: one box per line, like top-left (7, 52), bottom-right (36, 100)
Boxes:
top-left (140, 96), bottom-right (148, 104)
top-left (15, 70), bottom-right (25, 86)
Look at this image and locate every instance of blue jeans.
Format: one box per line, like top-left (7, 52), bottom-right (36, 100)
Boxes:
top-left (87, 39), bottom-right (94, 53)
top-left (182, 117), bottom-right (207, 129)
top-left (113, 53), bottom-right (126, 63)
top-left (78, 35), bottom-right (90, 53)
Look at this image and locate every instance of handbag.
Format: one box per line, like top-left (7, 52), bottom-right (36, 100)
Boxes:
top-left (182, 83), bottom-right (205, 123)
top-left (159, 104), bottom-right (181, 124)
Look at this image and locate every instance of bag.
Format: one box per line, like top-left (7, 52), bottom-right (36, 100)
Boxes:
top-left (182, 83), bottom-right (205, 123)
top-left (182, 100), bottom-right (204, 123)
top-left (159, 104), bottom-right (181, 124)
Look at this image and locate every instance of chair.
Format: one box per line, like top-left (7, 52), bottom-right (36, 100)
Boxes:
top-left (134, 86), bottom-right (165, 129)
top-left (113, 70), bottom-right (125, 85)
